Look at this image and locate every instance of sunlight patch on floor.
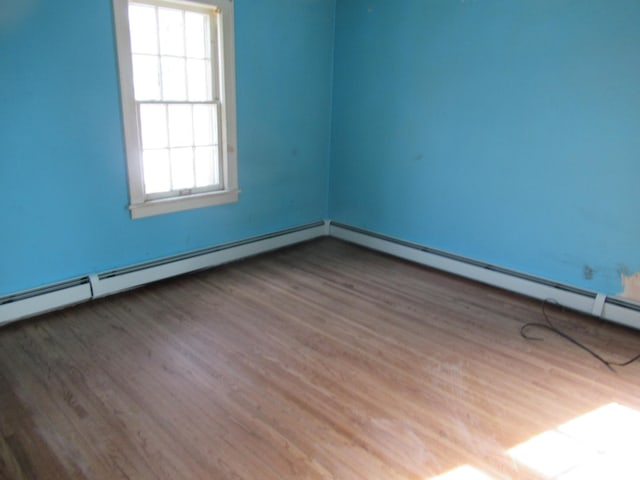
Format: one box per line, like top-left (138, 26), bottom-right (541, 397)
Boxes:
top-left (429, 465), bottom-right (496, 480)
top-left (427, 403), bottom-right (640, 480)
top-left (508, 403), bottom-right (640, 479)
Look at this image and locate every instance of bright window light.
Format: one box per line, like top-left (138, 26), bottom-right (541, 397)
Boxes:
top-left (129, 2), bottom-right (220, 196)
top-left (508, 403), bottom-right (640, 479)
top-left (430, 465), bottom-right (496, 480)
top-left (558, 402), bottom-right (640, 453)
top-left (113, 0), bottom-right (238, 218)
top-left (557, 450), bottom-right (640, 480)
top-left (508, 430), bottom-right (593, 478)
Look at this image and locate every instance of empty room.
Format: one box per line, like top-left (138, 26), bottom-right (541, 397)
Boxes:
top-left (1, 0), bottom-right (640, 478)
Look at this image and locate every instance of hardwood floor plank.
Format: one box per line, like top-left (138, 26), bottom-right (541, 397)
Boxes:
top-left (1, 238), bottom-right (639, 479)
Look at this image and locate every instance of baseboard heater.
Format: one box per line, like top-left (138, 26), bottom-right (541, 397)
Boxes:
top-left (329, 221), bottom-right (640, 331)
top-left (2, 219), bottom-right (639, 331)
top-left (0, 221), bottom-right (328, 326)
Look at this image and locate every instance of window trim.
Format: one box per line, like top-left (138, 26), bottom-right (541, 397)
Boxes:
top-left (112, 0), bottom-right (238, 219)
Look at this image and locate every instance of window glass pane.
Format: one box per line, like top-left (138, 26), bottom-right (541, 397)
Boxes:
top-left (170, 147), bottom-right (195, 189)
top-left (187, 59), bottom-right (210, 101)
top-left (123, 1), bottom-right (229, 203)
top-left (168, 104), bottom-right (193, 147)
top-left (161, 57), bottom-right (187, 100)
top-left (158, 7), bottom-right (185, 57)
top-left (185, 12), bottom-right (208, 59)
top-left (132, 54), bottom-right (161, 101)
top-left (143, 149), bottom-right (171, 194)
top-left (128, 4), bottom-right (158, 55)
top-left (194, 146), bottom-right (218, 187)
top-left (193, 104), bottom-right (216, 146)
top-left (139, 104), bottom-right (168, 149)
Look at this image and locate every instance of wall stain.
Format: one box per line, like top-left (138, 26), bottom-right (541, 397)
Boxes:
top-left (620, 273), bottom-right (640, 303)
top-left (583, 265), bottom-right (594, 280)
top-left (618, 264), bottom-right (630, 277)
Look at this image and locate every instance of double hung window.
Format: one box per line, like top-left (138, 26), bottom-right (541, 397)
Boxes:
top-left (113, 0), bottom-right (238, 218)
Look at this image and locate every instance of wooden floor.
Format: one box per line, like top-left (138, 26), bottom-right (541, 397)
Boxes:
top-left (1, 238), bottom-right (640, 480)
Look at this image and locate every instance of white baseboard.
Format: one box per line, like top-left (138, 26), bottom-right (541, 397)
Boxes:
top-left (3, 219), bottom-right (639, 331)
top-left (0, 221), bottom-right (328, 326)
top-left (329, 222), bottom-right (640, 331)
top-left (91, 221), bottom-right (328, 299)
top-left (0, 282), bottom-right (92, 327)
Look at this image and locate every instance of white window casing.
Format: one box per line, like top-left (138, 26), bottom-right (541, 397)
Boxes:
top-left (112, 0), bottom-right (238, 219)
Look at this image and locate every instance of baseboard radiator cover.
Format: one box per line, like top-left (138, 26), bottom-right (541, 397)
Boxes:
top-left (0, 221), bottom-right (328, 326)
top-left (329, 221), bottom-right (640, 331)
top-left (3, 219), bottom-right (639, 331)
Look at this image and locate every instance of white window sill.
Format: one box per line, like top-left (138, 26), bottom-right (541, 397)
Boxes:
top-left (129, 188), bottom-right (239, 219)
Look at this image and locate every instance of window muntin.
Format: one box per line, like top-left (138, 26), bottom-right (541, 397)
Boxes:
top-left (113, 0), bottom-right (238, 218)
top-left (130, 2), bottom-right (220, 199)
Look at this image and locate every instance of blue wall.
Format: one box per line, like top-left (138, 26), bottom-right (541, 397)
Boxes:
top-left (3, 0), bottom-right (639, 300)
top-left (330, 0), bottom-right (640, 296)
top-left (0, 0), bottom-right (335, 296)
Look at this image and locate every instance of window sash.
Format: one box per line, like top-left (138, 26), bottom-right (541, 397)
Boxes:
top-left (113, 0), bottom-right (238, 218)
top-left (130, 1), bottom-right (221, 198)
top-left (136, 100), bottom-right (224, 199)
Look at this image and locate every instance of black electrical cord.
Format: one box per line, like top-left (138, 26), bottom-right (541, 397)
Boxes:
top-left (520, 299), bottom-right (640, 371)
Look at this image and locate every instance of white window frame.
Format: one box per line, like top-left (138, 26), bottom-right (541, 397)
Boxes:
top-left (112, 0), bottom-right (238, 219)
